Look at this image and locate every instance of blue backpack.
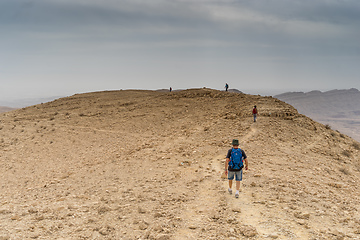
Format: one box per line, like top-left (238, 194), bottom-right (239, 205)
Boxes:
top-left (229, 148), bottom-right (244, 170)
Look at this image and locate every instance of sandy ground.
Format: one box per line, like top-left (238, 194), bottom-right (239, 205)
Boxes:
top-left (0, 88), bottom-right (359, 240)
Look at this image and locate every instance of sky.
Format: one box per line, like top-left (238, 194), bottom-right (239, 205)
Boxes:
top-left (1, 0), bottom-right (360, 102)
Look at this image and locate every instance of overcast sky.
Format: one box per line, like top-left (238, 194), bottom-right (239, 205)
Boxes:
top-left (1, 0), bottom-right (360, 101)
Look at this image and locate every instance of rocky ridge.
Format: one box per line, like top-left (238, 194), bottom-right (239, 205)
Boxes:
top-left (0, 88), bottom-right (359, 239)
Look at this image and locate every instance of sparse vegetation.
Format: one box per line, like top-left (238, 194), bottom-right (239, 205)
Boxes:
top-left (355, 161), bottom-right (360, 172)
top-left (352, 142), bottom-right (360, 150)
top-left (341, 150), bottom-right (351, 157)
top-left (339, 167), bottom-right (351, 175)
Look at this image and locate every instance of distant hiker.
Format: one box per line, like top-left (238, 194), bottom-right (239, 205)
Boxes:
top-left (225, 83), bottom-right (229, 92)
top-left (252, 105), bottom-right (258, 122)
top-left (225, 139), bottom-right (248, 198)
top-left (170, 87), bottom-right (172, 92)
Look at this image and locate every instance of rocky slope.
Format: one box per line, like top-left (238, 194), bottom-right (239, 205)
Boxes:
top-left (275, 88), bottom-right (360, 142)
top-left (0, 88), bottom-right (359, 240)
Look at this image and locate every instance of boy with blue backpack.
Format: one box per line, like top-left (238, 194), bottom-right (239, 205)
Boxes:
top-left (225, 139), bottom-right (248, 198)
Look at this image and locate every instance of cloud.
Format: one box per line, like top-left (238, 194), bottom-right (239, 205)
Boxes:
top-left (1, 0), bottom-right (358, 61)
top-left (2, 0), bottom-right (359, 45)
top-left (1, 0), bottom-right (359, 101)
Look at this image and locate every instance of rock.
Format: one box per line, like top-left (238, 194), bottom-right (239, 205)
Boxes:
top-left (153, 224), bottom-right (164, 232)
top-left (91, 231), bottom-right (102, 239)
top-left (328, 182), bottom-right (343, 188)
top-left (232, 206), bottom-right (241, 213)
top-left (189, 225), bottom-right (197, 229)
top-left (154, 212), bottom-right (163, 218)
top-left (139, 221), bottom-right (148, 230)
top-left (98, 225), bottom-right (114, 236)
top-left (331, 230), bottom-right (345, 239)
top-left (11, 215), bottom-right (21, 221)
top-left (297, 219), bottom-right (306, 225)
top-left (209, 211), bottom-right (220, 220)
top-left (294, 212), bottom-right (310, 220)
top-left (227, 216), bottom-right (237, 224)
top-left (138, 207), bottom-right (146, 214)
top-left (156, 234), bottom-right (170, 240)
top-left (239, 225), bottom-right (257, 237)
top-left (268, 234), bottom-right (279, 239)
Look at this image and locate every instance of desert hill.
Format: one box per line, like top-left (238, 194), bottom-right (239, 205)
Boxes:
top-left (275, 88), bottom-right (360, 142)
top-left (0, 88), bottom-right (359, 240)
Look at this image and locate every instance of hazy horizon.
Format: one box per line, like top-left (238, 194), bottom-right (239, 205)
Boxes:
top-left (1, 87), bottom-right (358, 109)
top-left (0, 85), bottom-right (349, 102)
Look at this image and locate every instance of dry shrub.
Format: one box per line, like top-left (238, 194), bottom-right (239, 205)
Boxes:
top-left (325, 124), bottom-right (331, 130)
top-left (356, 162), bottom-right (360, 172)
top-left (341, 150), bottom-right (351, 158)
top-left (339, 167), bottom-right (351, 175)
top-left (352, 142), bottom-right (360, 151)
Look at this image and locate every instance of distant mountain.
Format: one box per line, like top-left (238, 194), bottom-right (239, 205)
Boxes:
top-left (275, 88), bottom-right (360, 142)
top-left (0, 96), bottom-right (64, 108)
top-left (0, 106), bottom-right (17, 113)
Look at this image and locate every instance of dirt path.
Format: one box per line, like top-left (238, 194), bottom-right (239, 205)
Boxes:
top-left (208, 124), bottom-right (310, 239)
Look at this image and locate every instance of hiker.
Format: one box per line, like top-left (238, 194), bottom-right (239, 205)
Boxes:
top-left (252, 105), bottom-right (258, 122)
top-left (170, 87), bottom-right (172, 92)
top-left (225, 139), bottom-right (248, 198)
top-left (225, 83), bottom-right (229, 92)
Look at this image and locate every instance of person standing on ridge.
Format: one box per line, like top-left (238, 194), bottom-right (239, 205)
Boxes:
top-left (252, 105), bottom-right (258, 122)
top-left (225, 83), bottom-right (229, 92)
top-left (225, 139), bottom-right (248, 198)
top-left (170, 87), bottom-right (172, 92)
